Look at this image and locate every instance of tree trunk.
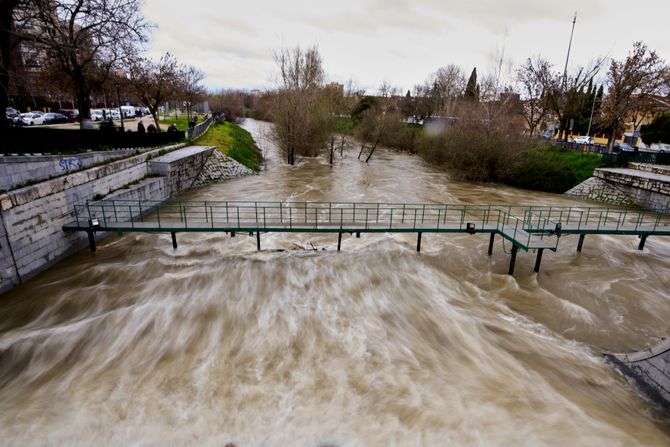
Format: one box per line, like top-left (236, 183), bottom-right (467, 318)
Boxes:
top-left (329, 136), bottom-right (335, 165)
top-left (339, 135), bottom-right (345, 156)
top-left (0, 1), bottom-right (16, 130)
top-left (151, 111), bottom-right (161, 130)
top-left (357, 143), bottom-right (366, 159)
top-left (75, 82), bottom-right (91, 129)
top-left (365, 139), bottom-right (380, 163)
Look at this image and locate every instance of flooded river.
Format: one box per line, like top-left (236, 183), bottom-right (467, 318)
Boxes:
top-left (0, 119), bottom-right (669, 446)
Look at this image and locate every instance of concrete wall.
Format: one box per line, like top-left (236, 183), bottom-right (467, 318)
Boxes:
top-left (149, 146), bottom-right (213, 196)
top-left (0, 143), bottom-right (184, 294)
top-left (605, 338), bottom-right (670, 415)
top-left (565, 167), bottom-right (670, 209)
top-left (0, 148), bottom-right (154, 192)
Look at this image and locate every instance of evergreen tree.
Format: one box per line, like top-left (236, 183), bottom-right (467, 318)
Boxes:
top-left (465, 67), bottom-right (478, 101)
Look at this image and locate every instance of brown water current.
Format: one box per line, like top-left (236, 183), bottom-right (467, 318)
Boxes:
top-left (0, 119), bottom-right (669, 446)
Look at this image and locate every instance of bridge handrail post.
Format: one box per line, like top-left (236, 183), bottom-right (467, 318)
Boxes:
top-left (376, 203), bottom-right (380, 223)
top-left (138, 200), bottom-right (143, 222)
top-left (314, 207), bottom-right (317, 229)
top-left (305, 202), bottom-right (308, 224)
top-left (86, 201), bottom-right (92, 222)
top-left (413, 209), bottom-right (417, 229)
top-left (101, 204), bottom-right (107, 227)
top-left (204, 201), bottom-right (208, 223)
top-left (225, 202), bottom-right (229, 223)
top-left (635, 210), bottom-right (644, 231)
top-left (279, 202), bottom-right (283, 224)
top-left (129, 206), bottom-right (134, 229)
top-left (597, 210), bottom-right (603, 230)
top-left (74, 205), bottom-right (80, 227)
top-left (460, 208), bottom-right (465, 228)
top-left (340, 208), bottom-right (343, 230)
top-left (353, 203), bottom-right (356, 223)
top-left (401, 204), bottom-right (406, 224)
top-left (422, 204), bottom-right (426, 224)
top-left (237, 207), bottom-right (241, 228)
top-left (329, 202), bottom-right (332, 223)
top-left (654, 211), bottom-right (662, 231)
top-left (578, 210), bottom-right (583, 230)
top-left (365, 209), bottom-right (369, 229)
top-left (585, 208), bottom-right (591, 227)
top-left (255, 201), bottom-right (259, 225)
top-left (437, 208), bottom-right (441, 229)
top-left (389, 208), bottom-right (393, 229)
top-left (183, 204), bottom-right (188, 228)
top-left (210, 205), bottom-right (214, 228)
top-left (112, 201), bottom-right (118, 223)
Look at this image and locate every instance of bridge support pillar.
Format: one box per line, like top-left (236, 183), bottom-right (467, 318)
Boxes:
top-left (337, 232), bottom-right (342, 251)
top-left (488, 233), bottom-right (495, 256)
top-left (356, 232), bottom-right (360, 238)
top-left (508, 244), bottom-right (518, 275)
top-left (577, 234), bottom-right (585, 252)
top-left (87, 230), bottom-right (96, 253)
top-left (638, 234), bottom-right (648, 251)
top-left (231, 231), bottom-right (235, 238)
top-left (256, 232), bottom-right (261, 251)
top-left (534, 249), bottom-right (544, 273)
top-left (417, 232), bottom-right (422, 252)
top-left (171, 232), bottom-right (177, 249)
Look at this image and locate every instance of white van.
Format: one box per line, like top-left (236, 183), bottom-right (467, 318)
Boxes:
top-left (91, 109), bottom-right (105, 121)
top-left (120, 106), bottom-right (136, 118)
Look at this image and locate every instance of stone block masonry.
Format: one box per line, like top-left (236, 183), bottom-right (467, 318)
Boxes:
top-left (605, 338), bottom-right (670, 415)
top-left (0, 143), bottom-right (185, 294)
top-left (192, 150), bottom-right (255, 188)
top-left (565, 166), bottom-right (670, 209)
top-left (149, 146), bottom-right (214, 196)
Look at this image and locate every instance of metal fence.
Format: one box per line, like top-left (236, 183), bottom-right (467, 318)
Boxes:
top-left (186, 117), bottom-right (214, 141)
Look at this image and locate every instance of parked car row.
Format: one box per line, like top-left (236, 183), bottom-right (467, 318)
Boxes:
top-left (5, 107), bottom-right (79, 126)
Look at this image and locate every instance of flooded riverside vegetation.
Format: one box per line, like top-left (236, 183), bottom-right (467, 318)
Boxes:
top-left (0, 119), bottom-right (669, 446)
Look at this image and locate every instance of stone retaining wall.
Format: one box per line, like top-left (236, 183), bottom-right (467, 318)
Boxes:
top-left (565, 167), bottom-right (670, 209)
top-left (0, 144), bottom-right (184, 294)
top-left (0, 148), bottom-right (155, 192)
top-left (192, 150), bottom-right (255, 188)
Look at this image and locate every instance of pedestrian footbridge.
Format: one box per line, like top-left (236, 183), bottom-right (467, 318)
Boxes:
top-left (63, 200), bottom-right (670, 275)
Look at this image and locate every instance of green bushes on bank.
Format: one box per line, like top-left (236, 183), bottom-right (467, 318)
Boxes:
top-left (416, 125), bottom-right (602, 193)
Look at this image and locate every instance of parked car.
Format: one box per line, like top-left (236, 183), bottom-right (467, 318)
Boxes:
top-left (572, 136), bottom-right (594, 144)
top-left (646, 143), bottom-right (669, 153)
top-left (21, 112), bottom-right (45, 126)
top-left (42, 112), bottom-right (68, 124)
top-left (91, 109), bottom-right (105, 121)
top-left (57, 109), bottom-right (79, 123)
top-left (612, 142), bottom-right (635, 153)
top-left (5, 107), bottom-right (22, 125)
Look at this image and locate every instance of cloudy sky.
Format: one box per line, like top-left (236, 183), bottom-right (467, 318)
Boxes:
top-left (142, 0), bottom-right (670, 93)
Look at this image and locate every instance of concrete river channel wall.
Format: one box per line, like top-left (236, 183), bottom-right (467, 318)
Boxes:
top-left (0, 145), bottom-right (253, 295)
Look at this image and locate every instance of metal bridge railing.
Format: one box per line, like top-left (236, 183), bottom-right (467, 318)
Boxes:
top-left (69, 200), bottom-right (670, 241)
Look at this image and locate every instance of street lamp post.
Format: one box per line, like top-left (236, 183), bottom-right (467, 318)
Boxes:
top-left (115, 81), bottom-right (124, 132)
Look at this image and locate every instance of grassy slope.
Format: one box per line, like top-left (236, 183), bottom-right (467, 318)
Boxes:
top-left (552, 151), bottom-right (603, 183)
top-left (196, 121), bottom-right (262, 171)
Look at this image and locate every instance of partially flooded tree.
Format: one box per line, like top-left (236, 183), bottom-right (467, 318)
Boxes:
top-left (127, 53), bottom-right (181, 131)
top-left (271, 44), bottom-right (329, 165)
top-left (180, 64), bottom-right (205, 121)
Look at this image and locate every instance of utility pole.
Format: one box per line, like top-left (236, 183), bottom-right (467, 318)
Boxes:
top-left (562, 12), bottom-right (577, 91)
top-left (586, 81), bottom-right (597, 139)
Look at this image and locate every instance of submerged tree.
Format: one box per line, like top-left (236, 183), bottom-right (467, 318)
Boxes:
top-left (270, 44), bottom-right (330, 165)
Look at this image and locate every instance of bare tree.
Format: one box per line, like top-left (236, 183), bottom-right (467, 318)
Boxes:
top-left (180, 64), bottom-right (205, 121)
top-left (601, 42), bottom-right (667, 151)
top-left (271, 44), bottom-right (329, 165)
top-left (127, 53), bottom-right (181, 131)
top-left (516, 57), bottom-right (552, 137)
top-left (543, 60), bottom-right (604, 142)
top-left (207, 89), bottom-right (246, 123)
top-left (8, 0), bottom-right (150, 126)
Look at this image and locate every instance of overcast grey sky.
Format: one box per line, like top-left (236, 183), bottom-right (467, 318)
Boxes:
top-left (142, 0), bottom-right (670, 93)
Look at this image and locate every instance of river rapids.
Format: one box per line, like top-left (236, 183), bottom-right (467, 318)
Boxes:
top-left (0, 119), bottom-right (669, 446)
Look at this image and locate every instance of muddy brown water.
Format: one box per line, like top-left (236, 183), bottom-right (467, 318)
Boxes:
top-left (0, 119), bottom-right (669, 446)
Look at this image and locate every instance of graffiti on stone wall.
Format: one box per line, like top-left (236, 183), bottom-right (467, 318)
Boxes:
top-left (59, 158), bottom-right (83, 171)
